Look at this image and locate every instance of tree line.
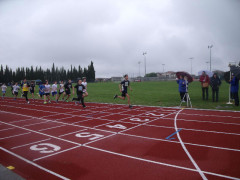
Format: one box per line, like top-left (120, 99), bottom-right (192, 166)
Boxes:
top-left (0, 61), bottom-right (95, 84)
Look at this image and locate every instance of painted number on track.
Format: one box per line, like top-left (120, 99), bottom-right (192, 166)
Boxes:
top-left (130, 118), bottom-right (149, 122)
top-left (75, 132), bottom-right (104, 140)
top-left (106, 124), bottom-right (127, 129)
top-left (30, 143), bottom-right (61, 154)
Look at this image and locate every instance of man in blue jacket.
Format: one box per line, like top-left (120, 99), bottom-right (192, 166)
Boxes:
top-left (230, 74), bottom-right (239, 106)
top-left (176, 75), bottom-right (188, 102)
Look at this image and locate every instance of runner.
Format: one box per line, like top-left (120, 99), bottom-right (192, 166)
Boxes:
top-left (30, 81), bottom-right (35, 99)
top-left (12, 82), bottom-right (20, 100)
top-left (63, 79), bottom-right (72, 102)
top-left (1, 83), bottom-right (7, 99)
top-left (21, 78), bottom-right (30, 104)
top-left (56, 80), bottom-right (65, 102)
top-left (82, 77), bottom-right (88, 97)
top-left (51, 81), bottom-right (58, 102)
top-left (114, 74), bottom-right (133, 108)
top-left (72, 79), bottom-right (86, 108)
top-left (43, 80), bottom-right (51, 104)
top-left (38, 82), bottom-right (45, 99)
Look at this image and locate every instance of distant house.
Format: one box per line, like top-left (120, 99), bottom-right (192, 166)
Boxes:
top-left (157, 71), bottom-right (176, 78)
top-left (111, 77), bottom-right (122, 82)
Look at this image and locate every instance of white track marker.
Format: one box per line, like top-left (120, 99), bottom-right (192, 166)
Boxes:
top-left (0, 146), bottom-right (70, 180)
top-left (174, 109), bottom-right (207, 180)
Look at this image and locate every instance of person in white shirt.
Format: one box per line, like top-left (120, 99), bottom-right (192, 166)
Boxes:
top-left (82, 77), bottom-right (88, 97)
top-left (56, 80), bottom-right (65, 102)
top-left (43, 80), bottom-right (51, 104)
top-left (1, 83), bottom-right (7, 99)
top-left (51, 81), bottom-right (58, 101)
top-left (13, 82), bottom-right (20, 99)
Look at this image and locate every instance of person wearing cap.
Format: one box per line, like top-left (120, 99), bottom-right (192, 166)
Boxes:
top-left (210, 73), bottom-right (221, 102)
top-left (229, 73), bottom-right (239, 106)
top-left (199, 71), bottom-right (210, 100)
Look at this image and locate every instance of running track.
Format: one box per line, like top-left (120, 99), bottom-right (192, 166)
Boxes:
top-left (0, 98), bottom-right (240, 179)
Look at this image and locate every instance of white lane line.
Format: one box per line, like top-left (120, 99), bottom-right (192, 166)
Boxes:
top-left (174, 109), bottom-right (207, 180)
top-left (84, 145), bottom-right (239, 180)
top-left (38, 125), bottom-right (66, 132)
top-left (0, 146), bottom-right (70, 180)
top-left (58, 129), bottom-right (88, 137)
top-left (33, 145), bottom-right (81, 162)
top-left (145, 124), bottom-right (240, 136)
top-left (0, 132), bottom-right (31, 140)
top-left (119, 132), bottom-right (240, 152)
top-left (11, 138), bottom-right (51, 149)
top-left (0, 127), bottom-right (15, 132)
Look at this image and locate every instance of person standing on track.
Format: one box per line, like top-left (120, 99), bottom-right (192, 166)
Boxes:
top-left (21, 78), bottom-right (30, 104)
top-left (229, 73), bottom-right (239, 106)
top-left (114, 74), bottom-right (133, 108)
top-left (82, 77), bottom-right (88, 97)
top-left (56, 80), bottom-right (65, 102)
top-left (51, 81), bottom-right (58, 102)
top-left (199, 71), bottom-right (210, 100)
top-left (63, 79), bottom-right (73, 102)
top-left (43, 80), bottom-right (51, 104)
top-left (13, 82), bottom-right (20, 100)
top-left (30, 81), bottom-right (35, 100)
top-left (210, 73), bottom-right (221, 102)
top-left (72, 79), bottom-right (86, 108)
top-left (1, 83), bottom-right (7, 99)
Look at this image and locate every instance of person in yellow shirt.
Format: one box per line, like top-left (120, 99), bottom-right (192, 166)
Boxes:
top-left (21, 78), bottom-right (30, 104)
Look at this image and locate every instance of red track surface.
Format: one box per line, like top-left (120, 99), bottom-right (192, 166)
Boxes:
top-left (0, 97), bottom-right (240, 180)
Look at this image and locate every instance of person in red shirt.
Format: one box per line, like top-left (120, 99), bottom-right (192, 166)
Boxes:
top-left (199, 71), bottom-right (210, 100)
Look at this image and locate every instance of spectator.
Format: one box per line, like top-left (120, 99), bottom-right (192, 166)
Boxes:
top-left (210, 73), bottom-right (221, 102)
top-left (199, 71), bottom-right (210, 100)
top-left (230, 74), bottom-right (239, 106)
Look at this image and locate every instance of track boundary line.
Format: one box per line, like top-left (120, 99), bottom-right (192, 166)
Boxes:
top-left (11, 138), bottom-right (52, 149)
top-left (174, 109), bottom-right (207, 180)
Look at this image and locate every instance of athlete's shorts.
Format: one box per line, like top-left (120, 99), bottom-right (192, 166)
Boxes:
top-left (59, 90), bottom-right (64, 95)
top-left (52, 92), bottom-right (57, 96)
top-left (2, 91), bottom-right (6, 94)
top-left (45, 93), bottom-right (50, 96)
top-left (39, 91), bottom-right (44, 97)
top-left (30, 90), bottom-right (34, 94)
top-left (14, 91), bottom-right (18, 96)
top-left (121, 91), bottom-right (127, 97)
top-left (65, 90), bottom-right (71, 95)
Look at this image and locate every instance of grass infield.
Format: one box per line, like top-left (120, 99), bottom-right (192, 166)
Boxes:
top-left (1, 81), bottom-right (239, 111)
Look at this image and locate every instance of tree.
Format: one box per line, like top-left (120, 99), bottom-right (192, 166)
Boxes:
top-left (145, 72), bottom-right (157, 77)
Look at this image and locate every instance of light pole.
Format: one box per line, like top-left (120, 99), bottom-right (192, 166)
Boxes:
top-left (208, 45), bottom-right (213, 71)
top-left (206, 61), bottom-right (210, 70)
top-left (162, 64), bottom-right (165, 73)
top-left (143, 52), bottom-right (147, 76)
top-left (138, 61), bottom-right (141, 77)
top-left (189, 57), bottom-right (194, 75)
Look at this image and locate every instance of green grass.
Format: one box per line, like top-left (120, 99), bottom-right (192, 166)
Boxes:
top-left (2, 81), bottom-right (239, 111)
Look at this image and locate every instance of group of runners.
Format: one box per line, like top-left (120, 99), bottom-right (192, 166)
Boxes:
top-left (1, 75), bottom-right (133, 108)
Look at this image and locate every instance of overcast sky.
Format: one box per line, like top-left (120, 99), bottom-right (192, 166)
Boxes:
top-left (0, 0), bottom-right (240, 77)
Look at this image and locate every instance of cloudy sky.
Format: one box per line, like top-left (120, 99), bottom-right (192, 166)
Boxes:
top-left (0, 0), bottom-right (239, 77)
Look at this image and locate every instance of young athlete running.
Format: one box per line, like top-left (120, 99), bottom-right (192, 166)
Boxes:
top-left (30, 81), bottom-right (35, 99)
top-left (21, 78), bottom-right (30, 104)
top-left (56, 80), bottom-right (65, 102)
top-left (51, 81), bottom-right (58, 101)
top-left (63, 79), bottom-right (72, 102)
top-left (1, 83), bottom-right (7, 99)
top-left (43, 80), bottom-right (51, 104)
top-left (13, 82), bottom-right (20, 100)
top-left (38, 82), bottom-right (45, 99)
top-left (72, 79), bottom-right (86, 108)
top-left (114, 74), bottom-right (133, 108)
top-left (82, 77), bottom-right (88, 97)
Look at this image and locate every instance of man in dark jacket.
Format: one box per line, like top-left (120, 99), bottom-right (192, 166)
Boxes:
top-left (210, 73), bottom-right (221, 102)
